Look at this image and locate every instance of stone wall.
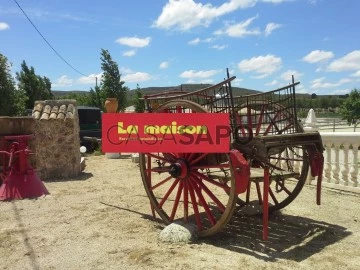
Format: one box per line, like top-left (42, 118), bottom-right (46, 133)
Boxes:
top-left (32, 100), bottom-right (81, 180)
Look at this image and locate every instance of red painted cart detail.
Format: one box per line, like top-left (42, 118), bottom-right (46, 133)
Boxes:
top-left (140, 69), bottom-right (324, 239)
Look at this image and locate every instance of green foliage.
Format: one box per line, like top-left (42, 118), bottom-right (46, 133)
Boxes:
top-left (133, 84), bottom-right (145, 112)
top-left (56, 92), bottom-right (92, 106)
top-left (16, 61), bottom-right (53, 109)
top-left (340, 89), bottom-right (360, 127)
top-left (13, 88), bottom-right (28, 116)
top-left (89, 85), bottom-right (103, 109)
top-left (0, 53), bottom-right (16, 116)
top-left (100, 49), bottom-right (128, 112)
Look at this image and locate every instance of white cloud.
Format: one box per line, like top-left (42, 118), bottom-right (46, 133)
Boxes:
top-left (280, 70), bottom-right (303, 81)
top-left (350, 70), bottom-right (360, 78)
top-left (115, 36), bottom-right (151, 48)
top-left (295, 84), bottom-right (309, 94)
top-left (266, 80), bottom-right (278, 86)
top-left (302, 50), bottom-right (334, 63)
top-left (214, 16), bottom-right (261, 38)
top-left (308, 0), bottom-right (318, 5)
top-left (159, 61), bottom-right (169, 69)
top-left (186, 78), bottom-right (215, 84)
top-left (123, 50), bottom-right (136, 57)
top-left (232, 78), bottom-right (244, 86)
top-left (211, 44), bottom-right (227, 50)
top-left (123, 72), bottom-right (152, 83)
top-left (180, 69), bottom-right (220, 79)
top-left (264, 22), bottom-right (281, 36)
top-left (330, 89), bottom-right (350, 95)
top-left (77, 73), bottom-right (102, 84)
top-left (188, 38), bottom-right (201, 45)
top-left (0, 22), bottom-right (9, 30)
top-left (52, 75), bottom-right (73, 88)
top-left (310, 77), bottom-right (351, 89)
top-left (262, 0), bottom-right (291, 3)
top-left (188, 37), bottom-right (215, 45)
top-left (327, 50), bottom-right (360, 72)
top-left (203, 38), bottom-right (214, 43)
top-left (153, 0), bottom-right (257, 31)
top-left (238, 54), bottom-right (282, 78)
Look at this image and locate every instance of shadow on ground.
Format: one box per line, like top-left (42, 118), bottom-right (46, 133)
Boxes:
top-left (203, 209), bottom-right (352, 262)
top-left (44, 172), bottom-right (94, 182)
top-left (97, 200), bottom-right (351, 263)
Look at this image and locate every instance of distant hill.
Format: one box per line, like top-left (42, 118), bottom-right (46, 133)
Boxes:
top-left (127, 84), bottom-right (261, 100)
top-left (52, 90), bottom-right (89, 96)
top-left (52, 84), bottom-right (261, 102)
top-left (52, 86), bottom-right (348, 103)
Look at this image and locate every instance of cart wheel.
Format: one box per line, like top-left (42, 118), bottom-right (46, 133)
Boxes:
top-left (235, 101), bottom-right (310, 212)
top-left (139, 100), bottom-right (237, 237)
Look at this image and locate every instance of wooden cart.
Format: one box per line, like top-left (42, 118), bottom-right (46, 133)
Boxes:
top-left (139, 70), bottom-right (324, 239)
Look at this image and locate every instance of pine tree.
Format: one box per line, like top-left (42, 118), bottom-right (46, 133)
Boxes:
top-left (100, 49), bottom-right (128, 112)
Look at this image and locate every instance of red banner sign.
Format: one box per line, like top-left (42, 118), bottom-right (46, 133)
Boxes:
top-left (102, 113), bottom-right (230, 153)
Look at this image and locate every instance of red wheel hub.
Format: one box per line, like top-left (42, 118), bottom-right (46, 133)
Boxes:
top-left (169, 159), bottom-right (188, 179)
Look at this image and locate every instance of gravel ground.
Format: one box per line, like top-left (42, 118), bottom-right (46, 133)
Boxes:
top-left (0, 155), bottom-right (359, 270)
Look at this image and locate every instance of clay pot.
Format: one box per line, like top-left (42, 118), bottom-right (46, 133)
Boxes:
top-left (104, 98), bottom-right (118, 113)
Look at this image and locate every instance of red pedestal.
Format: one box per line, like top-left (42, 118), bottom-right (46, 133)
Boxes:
top-left (0, 135), bottom-right (49, 201)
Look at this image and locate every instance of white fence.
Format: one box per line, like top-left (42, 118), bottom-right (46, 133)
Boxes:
top-left (301, 117), bottom-right (359, 132)
top-left (304, 110), bottom-right (359, 193)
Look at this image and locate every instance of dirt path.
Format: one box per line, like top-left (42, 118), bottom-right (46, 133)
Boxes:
top-left (1, 155), bottom-right (359, 270)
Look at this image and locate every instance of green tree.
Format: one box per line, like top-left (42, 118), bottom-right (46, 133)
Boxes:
top-left (56, 92), bottom-right (92, 106)
top-left (339, 89), bottom-right (360, 129)
top-left (100, 49), bottom-right (128, 112)
top-left (16, 61), bottom-right (53, 109)
top-left (319, 96), bottom-right (330, 109)
top-left (0, 53), bottom-right (16, 116)
top-left (133, 84), bottom-right (145, 112)
top-left (89, 85), bottom-right (103, 109)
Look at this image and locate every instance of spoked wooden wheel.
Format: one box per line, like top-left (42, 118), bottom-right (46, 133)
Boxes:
top-left (235, 101), bottom-right (310, 212)
top-left (139, 100), bottom-right (237, 237)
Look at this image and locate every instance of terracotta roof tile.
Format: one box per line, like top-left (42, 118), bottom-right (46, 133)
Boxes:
top-left (32, 100), bottom-right (77, 121)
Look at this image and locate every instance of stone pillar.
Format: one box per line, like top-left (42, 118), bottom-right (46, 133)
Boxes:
top-left (303, 108), bottom-right (319, 132)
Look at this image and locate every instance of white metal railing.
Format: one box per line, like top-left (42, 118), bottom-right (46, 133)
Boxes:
top-left (304, 109), bottom-right (360, 193)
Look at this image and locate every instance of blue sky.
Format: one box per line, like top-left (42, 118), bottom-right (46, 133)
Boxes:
top-left (1, 0), bottom-right (359, 95)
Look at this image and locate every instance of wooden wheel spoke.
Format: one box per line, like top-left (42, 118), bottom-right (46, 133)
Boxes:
top-left (189, 153), bottom-right (209, 165)
top-left (275, 180), bottom-right (292, 195)
top-left (191, 164), bottom-right (230, 170)
top-left (269, 187), bottom-right (279, 205)
top-left (146, 153), bottom-right (172, 163)
top-left (191, 176), bottom-right (225, 212)
top-left (163, 153), bottom-right (177, 161)
top-left (150, 175), bottom-right (173, 190)
top-left (189, 179), bottom-right (216, 226)
top-left (170, 181), bottom-right (184, 221)
top-left (255, 182), bottom-right (263, 205)
top-left (193, 171), bottom-right (230, 193)
top-left (188, 181), bottom-right (203, 231)
top-left (159, 178), bottom-right (180, 208)
top-left (147, 166), bottom-right (172, 173)
top-left (183, 180), bottom-right (189, 222)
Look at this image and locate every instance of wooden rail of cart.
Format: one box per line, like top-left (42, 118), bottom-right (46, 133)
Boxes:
top-left (139, 70), bottom-right (324, 240)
